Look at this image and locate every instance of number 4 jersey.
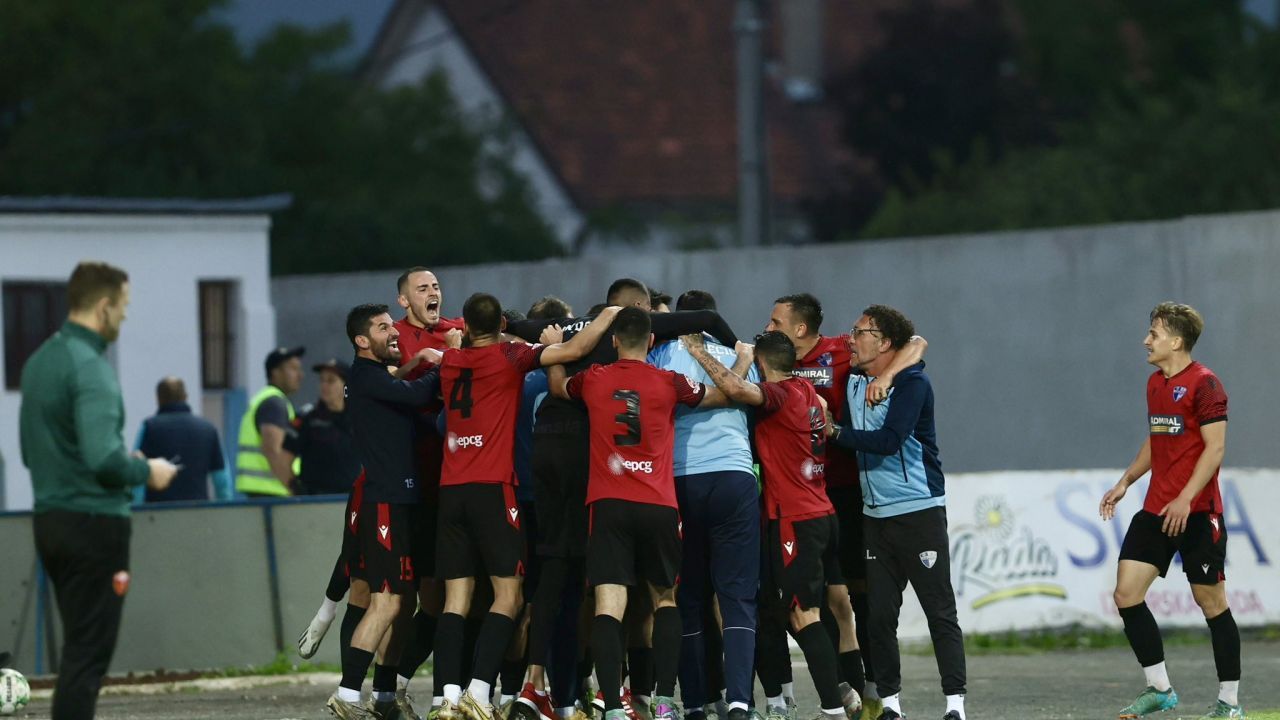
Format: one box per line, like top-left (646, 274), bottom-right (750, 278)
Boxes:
top-left (566, 359), bottom-right (706, 508)
top-left (438, 342), bottom-right (546, 487)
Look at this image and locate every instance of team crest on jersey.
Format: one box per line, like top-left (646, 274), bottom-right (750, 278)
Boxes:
top-left (919, 551), bottom-right (938, 569)
top-left (1172, 385), bottom-right (1188, 402)
top-left (1149, 414), bottom-right (1184, 435)
top-left (817, 352), bottom-right (833, 367)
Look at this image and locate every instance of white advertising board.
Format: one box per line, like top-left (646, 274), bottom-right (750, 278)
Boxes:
top-left (893, 469), bottom-right (1278, 640)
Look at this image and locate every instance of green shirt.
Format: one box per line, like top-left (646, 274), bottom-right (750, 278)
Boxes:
top-left (19, 320), bottom-right (148, 516)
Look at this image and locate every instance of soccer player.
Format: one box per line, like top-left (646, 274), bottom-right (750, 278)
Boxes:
top-left (685, 329), bottom-right (855, 720)
top-left (434, 295), bottom-right (620, 720)
top-left (558, 308), bottom-right (729, 720)
top-left (648, 290), bottom-right (759, 720)
top-left (328, 304), bottom-right (446, 720)
top-left (766, 294), bottom-right (926, 712)
top-left (1099, 303), bottom-right (1242, 720)
top-left (829, 305), bottom-right (965, 720)
top-left (509, 279), bottom-right (738, 718)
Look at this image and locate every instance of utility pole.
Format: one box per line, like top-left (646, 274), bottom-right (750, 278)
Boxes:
top-left (735, 0), bottom-right (770, 245)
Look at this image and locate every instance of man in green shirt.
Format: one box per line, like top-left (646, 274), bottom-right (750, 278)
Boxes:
top-left (19, 261), bottom-right (178, 720)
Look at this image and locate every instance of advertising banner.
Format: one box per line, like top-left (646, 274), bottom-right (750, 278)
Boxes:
top-left (894, 469), bottom-right (1278, 640)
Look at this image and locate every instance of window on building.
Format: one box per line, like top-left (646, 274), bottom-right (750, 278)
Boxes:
top-left (199, 281), bottom-right (236, 390)
top-left (3, 282), bottom-right (69, 390)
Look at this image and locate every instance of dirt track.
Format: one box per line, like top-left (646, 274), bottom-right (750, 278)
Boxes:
top-left (13, 638), bottom-right (1280, 720)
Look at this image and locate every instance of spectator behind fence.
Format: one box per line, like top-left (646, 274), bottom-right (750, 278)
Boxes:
top-left (236, 346), bottom-right (304, 497)
top-left (132, 377), bottom-right (231, 503)
top-left (286, 359), bottom-right (362, 495)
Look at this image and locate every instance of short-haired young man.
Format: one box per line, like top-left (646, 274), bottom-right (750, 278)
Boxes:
top-left (1100, 303), bottom-right (1242, 719)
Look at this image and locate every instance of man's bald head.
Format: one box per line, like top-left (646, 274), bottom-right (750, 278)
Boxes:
top-left (156, 376), bottom-right (187, 405)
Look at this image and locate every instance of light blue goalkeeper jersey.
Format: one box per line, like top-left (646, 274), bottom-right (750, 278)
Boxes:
top-left (649, 336), bottom-right (758, 477)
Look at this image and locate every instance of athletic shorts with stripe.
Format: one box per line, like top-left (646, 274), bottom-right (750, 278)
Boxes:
top-left (762, 512), bottom-right (843, 611)
top-left (436, 483), bottom-right (525, 579)
top-left (357, 500), bottom-right (418, 594)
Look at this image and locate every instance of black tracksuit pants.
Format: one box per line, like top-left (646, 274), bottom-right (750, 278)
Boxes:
top-left (864, 506), bottom-right (967, 698)
top-left (34, 510), bottom-right (131, 720)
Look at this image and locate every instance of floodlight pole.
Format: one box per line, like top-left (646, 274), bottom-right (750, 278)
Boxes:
top-left (735, 0), bottom-right (771, 246)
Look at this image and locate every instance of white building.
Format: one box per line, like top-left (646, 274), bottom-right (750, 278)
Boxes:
top-left (0, 195), bottom-right (289, 510)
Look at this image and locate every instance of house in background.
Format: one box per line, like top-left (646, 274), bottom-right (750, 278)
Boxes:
top-left (0, 196), bottom-right (289, 510)
top-left (359, 0), bottom-right (886, 251)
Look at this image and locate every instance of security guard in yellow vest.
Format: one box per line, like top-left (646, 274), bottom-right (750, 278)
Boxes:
top-left (236, 346), bottom-right (305, 496)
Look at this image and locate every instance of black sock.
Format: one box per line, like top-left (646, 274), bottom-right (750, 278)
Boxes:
top-left (592, 616), bottom-right (624, 711)
top-left (852, 591), bottom-right (874, 684)
top-left (501, 655), bottom-right (527, 696)
top-left (398, 610), bottom-right (438, 680)
top-left (340, 604), bottom-right (367, 669)
top-left (840, 650), bottom-right (866, 697)
top-left (342, 647), bottom-right (375, 692)
top-left (373, 663), bottom-right (398, 694)
top-left (1118, 602), bottom-right (1165, 667)
top-left (755, 615), bottom-right (787, 699)
top-left (652, 607), bottom-right (681, 697)
top-left (578, 653), bottom-right (594, 685)
top-left (472, 613), bottom-right (517, 687)
top-left (326, 556), bottom-right (349, 602)
top-left (795, 623), bottom-right (843, 710)
top-left (462, 615), bottom-right (484, 683)
top-left (628, 646), bottom-right (653, 697)
top-left (434, 613), bottom-right (467, 699)
top-left (1206, 608), bottom-right (1242, 682)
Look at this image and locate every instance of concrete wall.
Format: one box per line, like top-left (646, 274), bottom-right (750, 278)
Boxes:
top-left (0, 213), bottom-right (278, 510)
top-left (273, 211), bottom-right (1280, 473)
top-left (0, 499), bottom-right (347, 675)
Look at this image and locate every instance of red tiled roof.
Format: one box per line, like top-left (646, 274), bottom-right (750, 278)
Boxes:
top-left (377, 1), bottom-right (901, 209)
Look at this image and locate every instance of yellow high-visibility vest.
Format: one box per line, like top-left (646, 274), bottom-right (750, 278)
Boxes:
top-left (235, 385), bottom-right (300, 496)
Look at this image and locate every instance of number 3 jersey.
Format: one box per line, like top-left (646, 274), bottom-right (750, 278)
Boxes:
top-left (1145, 361), bottom-right (1228, 515)
top-left (566, 359), bottom-right (705, 508)
top-left (438, 342), bottom-right (545, 487)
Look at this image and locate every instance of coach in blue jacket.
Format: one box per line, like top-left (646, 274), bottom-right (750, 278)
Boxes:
top-left (830, 305), bottom-right (967, 720)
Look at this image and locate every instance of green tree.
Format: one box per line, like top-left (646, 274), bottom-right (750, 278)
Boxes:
top-left (0, 0), bottom-right (559, 273)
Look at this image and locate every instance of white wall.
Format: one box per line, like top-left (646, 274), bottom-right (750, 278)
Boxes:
top-left (0, 213), bottom-right (277, 510)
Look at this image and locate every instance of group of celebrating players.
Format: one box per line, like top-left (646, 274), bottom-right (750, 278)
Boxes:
top-left (301, 264), bottom-right (1246, 720)
top-left (302, 265), bottom-right (962, 720)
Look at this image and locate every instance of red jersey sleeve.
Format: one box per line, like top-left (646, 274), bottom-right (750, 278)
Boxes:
top-left (757, 381), bottom-right (788, 416)
top-left (670, 371), bottom-right (706, 407)
top-left (565, 370), bottom-right (588, 401)
top-left (501, 341), bottom-right (545, 373)
top-left (1194, 373), bottom-right (1228, 425)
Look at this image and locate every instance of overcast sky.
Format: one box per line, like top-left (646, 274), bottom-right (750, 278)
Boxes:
top-left (216, 0), bottom-right (396, 59)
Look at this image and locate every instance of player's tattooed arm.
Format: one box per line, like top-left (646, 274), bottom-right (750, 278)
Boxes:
top-left (867, 334), bottom-right (928, 405)
top-left (731, 340), bottom-right (755, 379)
top-left (682, 334), bottom-right (763, 406)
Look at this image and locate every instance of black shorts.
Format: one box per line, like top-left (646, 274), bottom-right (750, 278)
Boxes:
top-left (532, 427), bottom-right (590, 558)
top-left (342, 480), bottom-right (365, 581)
top-left (763, 513), bottom-right (843, 611)
top-left (587, 499), bottom-right (682, 589)
top-left (358, 501), bottom-right (418, 594)
top-left (436, 483), bottom-right (525, 580)
top-left (827, 484), bottom-right (866, 584)
top-left (1120, 509), bottom-right (1227, 585)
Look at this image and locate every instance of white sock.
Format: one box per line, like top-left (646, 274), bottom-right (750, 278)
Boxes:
top-left (317, 597), bottom-right (339, 623)
top-left (766, 695), bottom-right (785, 709)
top-left (337, 686), bottom-right (362, 703)
top-left (1219, 681), bottom-right (1239, 706)
top-left (822, 707), bottom-right (845, 718)
top-left (532, 688), bottom-right (548, 697)
top-left (882, 694), bottom-right (902, 714)
top-left (397, 675), bottom-right (411, 692)
top-left (468, 679), bottom-right (493, 703)
top-left (946, 694), bottom-right (965, 719)
top-left (781, 683), bottom-right (795, 703)
top-left (556, 707), bottom-right (576, 718)
top-left (728, 702), bottom-right (750, 713)
top-left (1143, 661), bottom-right (1172, 692)
top-left (433, 696), bottom-right (445, 708)
top-left (499, 694), bottom-right (516, 706)
top-left (374, 690), bottom-right (396, 702)
top-left (444, 684), bottom-right (462, 705)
